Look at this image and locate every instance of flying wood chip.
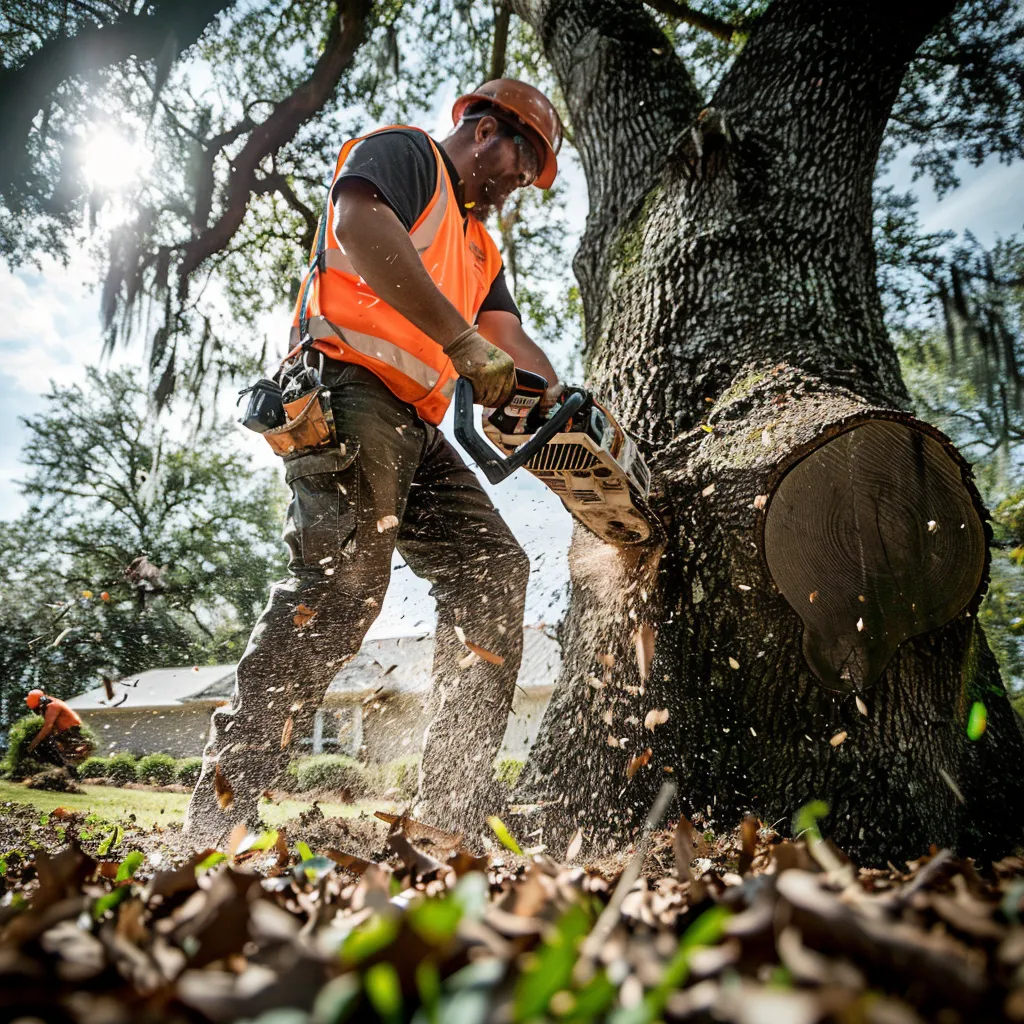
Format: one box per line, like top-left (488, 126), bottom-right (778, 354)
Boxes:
top-left (292, 603), bottom-right (317, 628)
top-left (280, 716), bottom-right (294, 750)
top-left (102, 676), bottom-right (115, 701)
top-left (644, 708), bottom-right (670, 730)
top-left (214, 763), bottom-right (234, 810)
top-left (634, 625), bottom-right (656, 681)
top-left (626, 748), bottom-right (653, 779)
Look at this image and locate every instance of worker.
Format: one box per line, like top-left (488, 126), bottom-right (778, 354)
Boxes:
top-left (184, 79), bottom-right (565, 842)
top-left (24, 689), bottom-right (87, 772)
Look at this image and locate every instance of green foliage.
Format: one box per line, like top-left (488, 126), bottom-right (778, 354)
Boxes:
top-left (106, 753), bottom-right (138, 786)
top-left (294, 754), bottom-right (366, 797)
top-left (79, 756), bottom-right (110, 779)
top-left (793, 800), bottom-right (830, 843)
top-left (0, 715), bottom-right (47, 779)
top-left (494, 757), bottom-right (524, 789)
top-left (0, 367), bottom-right (286, 728)
top-left (136, 753), bottom-right (177, 786)
top-left (176, 757), bottom-right (203, 786)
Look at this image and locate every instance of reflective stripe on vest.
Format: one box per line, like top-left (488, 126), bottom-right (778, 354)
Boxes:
top-left (290, 125), bottom-right (502, 425)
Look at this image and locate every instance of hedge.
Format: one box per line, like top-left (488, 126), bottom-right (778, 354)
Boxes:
top-left (107, 752), bottom-right (138, 785)
top-left (176, 757), bottom-right (203, 786)
top-left (294, 754), bottom-right (367, 798)
top-left (137, 752), bottom-right (178, 785)
top-left (0, 715), bottom-right (48, 779)
top-left (79, 756), bottom-right (110, 779)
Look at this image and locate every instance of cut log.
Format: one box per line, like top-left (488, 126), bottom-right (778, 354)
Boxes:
top-left (763, 419), bottom-right (987, 691)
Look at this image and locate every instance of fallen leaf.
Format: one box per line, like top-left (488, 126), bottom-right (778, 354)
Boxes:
top-left (830, 731), bottom-right (847, 747)
top-left (700, 423), bottom-right (714, 433)
top-left (739, 815), bottom-right (759, 874)
top-left (673, 813), bottom-right (698, 880)
top-left (487, 816), bottom-right (524, 856)
top-left (293, 603), bottom-right (317, 628)
top-left (626, 748), bottom-right (653, 779)
top-left (598, 653), bottom-right (615, 668)
top-left (565, 828), bottom-right (584, 861)
top-left (377, 514), bottom-right (400, 533)
top-left (634, 625), bottom-right (656, 680)
top-left (280, 716), bottom-right (294, 750)
top-left (644, 708), bottom-right (669, 730)
top-left (214, 763), bottom-right (234, 810)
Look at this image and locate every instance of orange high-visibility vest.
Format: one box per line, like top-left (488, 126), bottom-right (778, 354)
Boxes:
top-left (290, 126), bottom-right (505, 425)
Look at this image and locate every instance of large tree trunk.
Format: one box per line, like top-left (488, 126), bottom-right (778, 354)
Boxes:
top-left (512, 0), bottom-right (1024, 865)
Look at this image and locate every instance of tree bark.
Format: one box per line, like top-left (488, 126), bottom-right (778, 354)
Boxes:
top-left (512, 0), bottom-right (1024, 865)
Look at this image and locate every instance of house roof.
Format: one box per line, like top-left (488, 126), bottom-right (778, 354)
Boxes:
top-left (67, 665), bottom-right (237, 711)
top-left (67, 627), bottom-right (561, 712)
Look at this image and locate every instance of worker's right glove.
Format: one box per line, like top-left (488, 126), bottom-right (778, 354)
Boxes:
top-left (444, 327), bottom-right (516, 408)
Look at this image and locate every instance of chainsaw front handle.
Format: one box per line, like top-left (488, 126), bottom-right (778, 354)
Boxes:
top-left (453, 377), bottom-right (586, 485)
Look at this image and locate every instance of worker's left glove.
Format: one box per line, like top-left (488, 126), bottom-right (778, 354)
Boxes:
top-left (444, 328), bottom-right (516, 408)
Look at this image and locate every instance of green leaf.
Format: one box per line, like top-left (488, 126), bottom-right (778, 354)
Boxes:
top-left (408, 894), bottom-right (464, 943)
top-left (967, 700), bottom-right (988, 740)
top-left (341, 912), bottom-right (399, 965)
top-left (39, 813), bottom-right (48, 827)
top-left (97, 824), bottom-right (122, 857)
top-left (312, 974), bottom-right (361, 1024)
top-left (195, 851), bottom-right (227, 874)
top-left (93, 886), bottom-right (129, 919)
top-left (115, 850), bottom-right (144, 882)
top-left (513, 903), bottom-right (592, 1021)
top-left (364, 961), bottom-right (403, 1024)
top-left (792, 799), bottom-right (830, 843)
top-left (487, 816), bottom-right (524, 856)
top-left (296, 840), bottom-right (314, 862)
top-left (235, 830), bottom-right (278, 855)
top-left (415, 958), bottom-right (441, 1021)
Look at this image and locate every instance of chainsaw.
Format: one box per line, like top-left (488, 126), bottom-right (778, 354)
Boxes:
top-left (453, 371), bottom-right (658, 546)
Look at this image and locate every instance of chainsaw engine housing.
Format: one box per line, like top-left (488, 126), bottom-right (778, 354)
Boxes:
top-left (483, 394), bottom-right (655, 545)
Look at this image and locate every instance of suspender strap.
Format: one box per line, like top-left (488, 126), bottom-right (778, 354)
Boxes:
top-left (297, 188), bottom-right (330, 342)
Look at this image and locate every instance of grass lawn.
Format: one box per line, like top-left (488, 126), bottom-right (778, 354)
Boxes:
top-left (0, 781), bottom-right (388, 828)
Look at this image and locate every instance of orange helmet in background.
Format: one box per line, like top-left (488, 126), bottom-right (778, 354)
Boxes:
top-left (452, 79), bottom-right (563, 189)
top-left (26, 689), bottom-right (44, 709)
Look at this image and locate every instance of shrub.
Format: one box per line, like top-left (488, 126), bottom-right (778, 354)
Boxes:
top-left (0, 715), bottom-right (48, 779)
top-left (107, 752), bottom-right (138, 785)
top-left (494, 757), bottom-right (524, 790)
top-left (365, 756), bottom-right (420, 801)
top-left (79, 756), bottom-right (110, 779)
top-left (137, 752), bottom-right (178, 785)
top-left (176, 757), bottom-right (203, 786)
top-left (294, 754), bottom-right (367, 799)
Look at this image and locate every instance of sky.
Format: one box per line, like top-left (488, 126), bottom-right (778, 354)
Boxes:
top-left (1, 77), bottom-right (1022, 647)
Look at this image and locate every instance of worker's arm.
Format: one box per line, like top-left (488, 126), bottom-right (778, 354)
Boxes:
top-left (27, 718), bottom-right (54, 752)
top-left (334, 179), bottom-right (514, 406)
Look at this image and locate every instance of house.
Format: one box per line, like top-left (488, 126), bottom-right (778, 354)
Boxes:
top-left (66, 627), bottom-right (561, 761)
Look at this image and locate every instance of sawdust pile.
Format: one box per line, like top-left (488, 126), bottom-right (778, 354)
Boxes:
top-left (0, 798), bottom-right (1022, 1023)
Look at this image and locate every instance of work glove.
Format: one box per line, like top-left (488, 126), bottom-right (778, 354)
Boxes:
top-left (444, 327), bottom-right (516, 408)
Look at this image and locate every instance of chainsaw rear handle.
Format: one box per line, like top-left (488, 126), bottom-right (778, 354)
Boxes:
top-left (453, 376), bottom-right (586, 485)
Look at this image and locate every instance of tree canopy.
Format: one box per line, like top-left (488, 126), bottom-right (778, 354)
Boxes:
top-left (0, 367), bottom-right (285, 726)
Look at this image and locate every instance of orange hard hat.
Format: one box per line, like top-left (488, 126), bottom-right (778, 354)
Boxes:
top-left (26, 689), bottom-right (44, 709)
top-left (452, 79), bottom-right (563, 189)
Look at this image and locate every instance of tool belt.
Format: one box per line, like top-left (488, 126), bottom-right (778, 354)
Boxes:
top-left (238, 346), bottom-right (338, 458)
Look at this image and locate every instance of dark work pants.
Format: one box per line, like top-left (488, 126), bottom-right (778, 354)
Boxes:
top-left (185, 362), bottom-right (530, 839)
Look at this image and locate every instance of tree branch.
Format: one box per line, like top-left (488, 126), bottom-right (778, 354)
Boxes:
top-left (490, 1), bottom-right (512, 79)
top-left (262, 170), bottom-right (319, 254)
top-left (643, 0), bottom-right (737, 42)
top-left (176, 0), bottom-right (370, 287)
top-left (0, 0), bottom-right (233, 195)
